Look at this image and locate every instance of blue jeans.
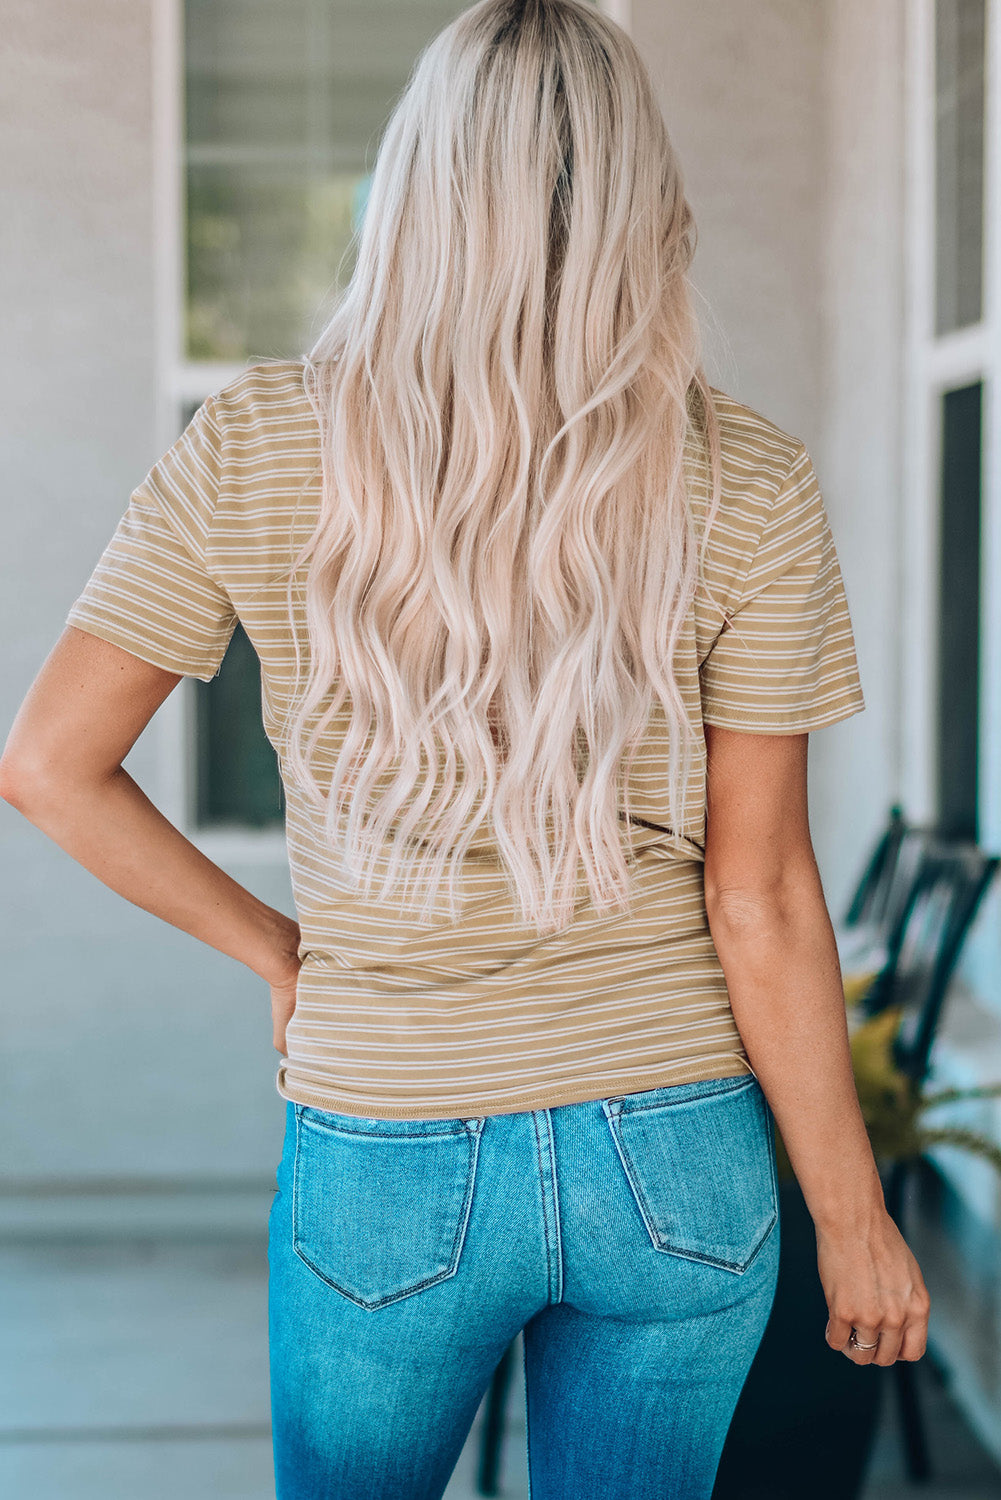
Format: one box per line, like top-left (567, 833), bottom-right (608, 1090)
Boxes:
top-left (267, 1072), bottom-right (781, 1500)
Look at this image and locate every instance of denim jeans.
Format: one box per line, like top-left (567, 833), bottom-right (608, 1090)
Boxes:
top-left (267, 1072), bottom-right (780, 1500)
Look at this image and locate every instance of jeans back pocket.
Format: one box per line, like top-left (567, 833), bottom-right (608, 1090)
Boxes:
top-left (292, 1104), bottom-right (484, 1309)
top-left (602, 1075), bottom-right (778, 1274)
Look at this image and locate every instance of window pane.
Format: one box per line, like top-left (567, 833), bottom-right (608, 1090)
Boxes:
top-left (194, 621), bottom-right (285, 828)
top-left (936, 381), bottom-right (982, 841)
top-left (934, 0), bottom-right (986, 335)
top-left (186, 166), bottom-right (362, 361)
top-left (183, 0), bottom-right (467, 361)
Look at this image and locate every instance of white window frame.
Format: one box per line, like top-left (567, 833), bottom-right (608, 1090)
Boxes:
top-left (903, 0), bottom-right (999, 826)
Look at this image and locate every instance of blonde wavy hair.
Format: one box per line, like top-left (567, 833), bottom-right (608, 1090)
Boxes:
top-left (282, 0), bottom-right (723, 934)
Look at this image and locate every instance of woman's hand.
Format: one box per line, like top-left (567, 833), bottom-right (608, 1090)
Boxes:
top-left (268, 948), bottom-right (303, 1056)
top-left (816, 1209), bottom-right (931, 1366)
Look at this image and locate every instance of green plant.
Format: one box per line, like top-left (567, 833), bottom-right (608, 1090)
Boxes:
top-left (774, 999), bottom-right (1001, 1183)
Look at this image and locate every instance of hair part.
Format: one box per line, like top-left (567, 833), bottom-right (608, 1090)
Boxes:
top-left (280, 0), bottom-right (724, 933)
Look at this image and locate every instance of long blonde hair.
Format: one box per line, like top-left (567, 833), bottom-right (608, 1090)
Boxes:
top-left (282, 0), bottom-right (723, 934)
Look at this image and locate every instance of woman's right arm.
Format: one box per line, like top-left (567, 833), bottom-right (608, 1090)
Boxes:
top-left (702, 722), bottom-right (930, 1366)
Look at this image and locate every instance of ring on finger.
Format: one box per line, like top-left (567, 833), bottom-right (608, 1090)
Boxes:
top-left (848, 1328), bottom-right (879, 1352)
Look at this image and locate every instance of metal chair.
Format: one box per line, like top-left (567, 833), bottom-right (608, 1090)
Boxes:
top-left (843, 802), bottom-right (911, 928)
top-left (863, 837), bottom-right (1000, 1482)
top-left (837, 807), bottom-right (937, 1016)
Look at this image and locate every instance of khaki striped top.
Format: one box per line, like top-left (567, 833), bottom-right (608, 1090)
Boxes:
top-left (65, 358), bottom-right (866, 1120)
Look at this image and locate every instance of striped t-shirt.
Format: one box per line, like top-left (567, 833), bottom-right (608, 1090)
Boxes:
top-left (65, 359), bottom-right (866, 1120)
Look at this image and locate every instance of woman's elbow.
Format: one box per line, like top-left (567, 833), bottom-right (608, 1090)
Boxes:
top-left (0, 748), bottom-right (54, 811)
top-left (704, 861), bottom-right (826, 939)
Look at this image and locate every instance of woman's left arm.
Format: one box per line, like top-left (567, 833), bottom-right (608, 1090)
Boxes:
top-left (0, 625), bottom-right (302, 1051)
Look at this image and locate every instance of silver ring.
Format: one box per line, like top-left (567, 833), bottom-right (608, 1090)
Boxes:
top-left (849, 1330), bottom-right (879, 1351)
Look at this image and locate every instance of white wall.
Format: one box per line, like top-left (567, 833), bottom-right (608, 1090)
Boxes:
top-left (632, 0), bottom-right (826, 440)
top-left (632, 0), bottom-right (883, 912)
top-left (817, 0), bottom-right (907, 907)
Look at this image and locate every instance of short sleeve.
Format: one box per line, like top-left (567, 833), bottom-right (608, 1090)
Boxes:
top-left (699, 442), bottom-right (866, 732)
top-left (65, 395), bottom-right (239, 682)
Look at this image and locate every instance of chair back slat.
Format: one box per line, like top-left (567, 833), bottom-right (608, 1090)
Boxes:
top-left (897, 848), bottom-right (999, 1083)
top-left (844, 803), bottom-right (909, 928)
top-left (850, 826), bottom-right (937, 1012)
top-left (865, 839), bottom-right (1000, 1084)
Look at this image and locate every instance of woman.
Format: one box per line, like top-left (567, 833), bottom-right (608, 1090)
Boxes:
top-left (0, 1), bottom-right (929, 1496)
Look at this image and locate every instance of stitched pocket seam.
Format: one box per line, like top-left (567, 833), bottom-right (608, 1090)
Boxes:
top-left (609, 1073), bottom-right (757, 1120)
top-left (603, 1083), bottom-right (778, 1274)
top-left (291, 1105), bottom-right (483, 1309)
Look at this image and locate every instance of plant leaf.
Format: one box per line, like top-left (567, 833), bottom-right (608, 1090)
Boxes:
top-left (918, 1126), bottom-right (1001, 1176)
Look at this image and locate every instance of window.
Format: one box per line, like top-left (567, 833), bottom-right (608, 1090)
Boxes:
top-left (936, 381), bottom-right (983, 842)
top-left (934, 0), bottom-right (986, 335)
top-left (903, 0), bottom-right (1000, 1029)
top-left (179, 0), bottom-right (468, 827)
top-left (183, 0), bottom-right (467, 362)
top-left (930, 0), bottom-right (989, 841)
top-left (194, 621), bottom-right (286, 827)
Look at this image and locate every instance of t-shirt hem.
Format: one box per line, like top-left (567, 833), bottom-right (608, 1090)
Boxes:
top-left (65, 609), bottom-right (224, 683)
top-left (274, 1053), bottom-right (755, 1121)
top-left (701, 691), bottom-right (866, 734)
